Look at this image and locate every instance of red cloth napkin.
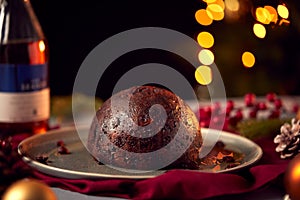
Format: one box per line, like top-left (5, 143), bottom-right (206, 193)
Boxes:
top-left (13, 134), bottom-right (289, 199)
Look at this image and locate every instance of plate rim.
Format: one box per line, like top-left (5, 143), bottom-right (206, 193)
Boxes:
top-left (18, 126), bottom-right (263, 179)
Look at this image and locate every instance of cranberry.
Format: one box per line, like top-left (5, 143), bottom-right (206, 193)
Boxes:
top-left (211, 102), bottom-right (221, 114)
top-left (266, 92), bottom-right (277, 102)
top-left (235, 109), bottom-right (243, 121)
top-left (249, 109), bottom-right (257, 118)
top-left (293, 104), bottom-right (299, 113)
top-left (203, 106), bottom-right (212, 116)
top-left (212, 116), bottom-right (221, 125)
top-left (226, 100), bottom-right (234, 111)
top-left (269, 109), bottom-right (280, 119)
top-left (244, 93), bottom-right (256, 107)
top-left (228, 116), bottom-right (239, 127)
top-left (228, 110), bottom-right (243, 127)
top-left (56, 140), bottom-right (65, 147)
top-left (200, 120), bottom-right (209, 128)
top-left (57, 146), bottom-right (70, 154)
top-left (256, 102), bottom-right (267, 110)
top-left (223, 118), bottom-right (231, 131)
top-left (199, 106), bottom-right (211, 120)
top-left (274, 99), bottom-right (283, 109)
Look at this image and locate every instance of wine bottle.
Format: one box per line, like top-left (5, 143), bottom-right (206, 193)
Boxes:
top-left (0, 0), bottom-right (50, 136)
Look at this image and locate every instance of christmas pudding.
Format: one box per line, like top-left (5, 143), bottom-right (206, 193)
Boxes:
top-left (87, 85), bottom-right (202, 170)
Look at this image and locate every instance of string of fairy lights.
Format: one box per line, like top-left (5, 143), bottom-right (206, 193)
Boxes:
top-left (194, 0), bottom-right (290, 86)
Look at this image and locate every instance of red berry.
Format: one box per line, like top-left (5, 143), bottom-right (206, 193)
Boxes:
top-left (293, 104), bottom-right (299, 113)
top-left (212, 116), bottom-right (220, 124)
top-left (210, 115), bottom-right (226, 130)
top-left (198, 107), bottom-right (211, 120)
top-left (225, 100), bottom-right (234, 116)
top-left (249, 109), bottom-right (257, 118)
top-left (57, 146), bottom-right (70, 154)
top-left (235, 109), bottom-right (243, 121)
top-left (244, 93), bottom-right (256, 107)
top-left (222, 118), bottom-right (231, 131)
top-left (228, 116), bottom-right (239, 126)
top-left (266, 92), bottom-right (277, 102)
top-left (200, 120), bottom-right (209, 128)
top-left (274, 99), bottom-right (282, 109)
top-left (56, 140), bottom-right (65, 147)
top-left (211, 102), bottom-right (221, 114)
top-left (226, 100), bottom-right (234, 111)
top-left (257, 102), bottom-right (267, 110)
top-left (203, 106), bottom-right (212, 116)
top-left (269, 109), bottom-right (280, 119)
top-left (225, 107), bottom-right (232, 116)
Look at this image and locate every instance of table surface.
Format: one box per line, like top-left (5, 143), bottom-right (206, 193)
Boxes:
top-left (27, 96), bottom-right (300, 199)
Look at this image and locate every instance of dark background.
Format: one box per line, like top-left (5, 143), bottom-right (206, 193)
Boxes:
top-left (30, 0), bottom-right (300, 100)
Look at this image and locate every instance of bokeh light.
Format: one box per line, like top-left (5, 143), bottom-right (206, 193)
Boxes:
top-left (224, 0), bottom-right (239, 12)
top-left (279, 18), bottom-right (290, 25)
top-left (207, 4), bottom-right (225, 21)
top-left (242, 51), bottom-right (255, 68)
top-left (277, 4), bottom-right (289, 19)
top-left (255, 7), bottom-right (271, 24)
top-left (198, 49), bottom-right (215, 65)
top-left (195, 65), bottom-right (213, 85)
top-left (264, 5), bottom-right (278, 23)
top-left (195, 9), bottom-right (213, 26)
top-left (197, 31), bottom-right (214, 48)
top-left (253, 23), bottom-right (266, 38)
top-left (203, 0), bottom-right (218, 3)
top-left (207, 0), bottom-right (225, 10)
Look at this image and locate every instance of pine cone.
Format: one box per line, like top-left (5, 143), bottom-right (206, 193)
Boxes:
top-left (274, 118), bottom-right (300, 159)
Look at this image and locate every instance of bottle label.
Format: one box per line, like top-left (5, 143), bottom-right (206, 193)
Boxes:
top-left (0, 89), bottom-right (50, 122)
top-left (0, 64), bottom-right (48, 92)
top-left (0, 64), bottom-right (49, 122)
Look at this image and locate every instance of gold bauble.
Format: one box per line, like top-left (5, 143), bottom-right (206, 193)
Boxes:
top-left (285, 154), bottom-right (300, 200)
top-left (2, 179), bottom-right (57, 200)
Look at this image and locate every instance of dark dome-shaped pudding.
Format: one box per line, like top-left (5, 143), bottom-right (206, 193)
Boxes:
top-left (87, 86), bottom-right (202, 171)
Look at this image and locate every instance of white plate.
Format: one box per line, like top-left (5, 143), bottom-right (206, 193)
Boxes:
top-left (18, 126), bottom-right (263, 179)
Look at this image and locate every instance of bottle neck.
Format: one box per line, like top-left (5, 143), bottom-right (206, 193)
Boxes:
top-left (0, 0), bottom-right (44, 44)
